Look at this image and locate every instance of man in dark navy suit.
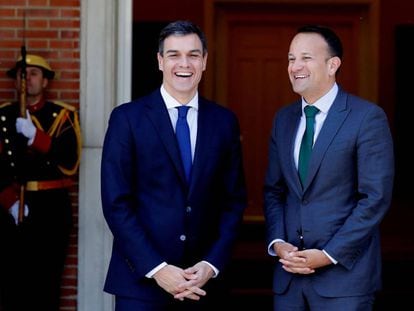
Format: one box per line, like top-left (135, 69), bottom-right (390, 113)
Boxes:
top-left (101, 20), bottom-right (247, 310)
top-left (264, 25), bottom-right (394, 310)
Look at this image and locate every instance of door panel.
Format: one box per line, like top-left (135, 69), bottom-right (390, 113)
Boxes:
top-left (213, 5), bottom-right (368, 221)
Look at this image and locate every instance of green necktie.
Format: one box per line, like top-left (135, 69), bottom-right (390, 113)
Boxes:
top-left (298, 105), bottom-right (319, 187)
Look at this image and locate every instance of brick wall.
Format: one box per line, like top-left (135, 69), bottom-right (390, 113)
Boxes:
top-left (0, 1), bottom-right (80, 310)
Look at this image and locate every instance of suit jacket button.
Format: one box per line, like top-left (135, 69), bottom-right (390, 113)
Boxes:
top-left (186, 206), bottom-right (192, 213)
top-left (302, 199), bottom-right (308, 205)
top-left (180, 235), bottom-right (186, 241)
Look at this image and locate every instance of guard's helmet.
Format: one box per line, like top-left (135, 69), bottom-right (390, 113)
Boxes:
top-left (7, 54), bottom-right (55, 79)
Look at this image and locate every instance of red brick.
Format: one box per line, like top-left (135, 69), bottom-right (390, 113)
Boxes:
top-left (0, 29), bottom-right (15, 38)
top-left (22, 29), bottom-right (58, 39)
top-left (64, 257), bottom-right (78, 266)
top-left (61, 30), bottom-right (79, 39)
top-left (22, 8), bottom-right (59, 18)
top-left (0, 91), bottom-right (15, 100)
top-left (58, 50), bottom-right (80, 58)
top-left (27, 40), bottom-right (49, 49)
top-left (60, 287), bottom-right (77, 296)
top-left (61, 278), bottom-right (77, 287)
top-left (60, 9), bottom-right (80, 18)
top-left (0, 0), bottom-right (25, 5)
top-left (50, 40), bottom-right (77, 49)
top-left (51, 80), bottom-right (79, 90)
top-left (29, 0), bottom-right (49, 5)
top-left (28, 19), bottom-right (48, 28)
top-left (0, 19), bottom-right (22, 27)
top-left (51, 0), bottom-right (80, 6)
top-left (60, 71), bottom-right (80, 79)
top-left (1, 50), bottom-right (17, 58)
top-left (0, 79), bottom-right (15, 87)
top-left (50, 19), bottom-right (80, 28)
top-left (51, 60), bottom-right (80, 70)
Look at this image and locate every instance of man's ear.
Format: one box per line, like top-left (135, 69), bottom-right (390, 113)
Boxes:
top-left (42, 78), bottom-right (49, 89)
top-left (157, 53), bottom-right (163, 71)
top-left (202, 52), bottom-right (208, 71)
top-left (328, 56), bottom-right (341, 76)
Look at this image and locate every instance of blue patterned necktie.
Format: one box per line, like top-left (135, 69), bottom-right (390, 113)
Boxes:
top-left (176, 106), bottom-right (192, 183)
top-left (298, 105), bottom-right (319, 187)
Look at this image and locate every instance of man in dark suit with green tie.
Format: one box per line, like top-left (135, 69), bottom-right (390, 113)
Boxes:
top-left (264, 25), bottom-right (394, 310)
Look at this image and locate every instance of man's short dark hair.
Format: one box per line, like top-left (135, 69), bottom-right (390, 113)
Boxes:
top-left (297, 25), bottom-right (343, 60)
top-left (158, 20), bottom-right (207, 56)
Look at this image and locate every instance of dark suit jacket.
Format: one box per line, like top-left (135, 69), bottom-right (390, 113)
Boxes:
top-left (264, 87), bottom-right (394, 297)
top-left (101, 89), bottom-right (247, 301)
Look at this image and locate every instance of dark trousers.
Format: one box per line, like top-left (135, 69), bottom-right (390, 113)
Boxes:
top-left (274, 276), bottom-right (375, 311)
top-left (115, 274), bottom-right (231, 311)
top-left (0, 190), bottom-right (72, 311)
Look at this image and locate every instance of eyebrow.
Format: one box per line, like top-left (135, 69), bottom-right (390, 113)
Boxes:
top-left (288, 52), bottom-right (313, 57)
top-left (164, 49), bottom-right (203, 54)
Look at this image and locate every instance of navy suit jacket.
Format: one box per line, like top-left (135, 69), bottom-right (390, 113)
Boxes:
top-left (101, 89), bottom-right (247, 301)
top-left (264, 87), bottom-right (394, 297)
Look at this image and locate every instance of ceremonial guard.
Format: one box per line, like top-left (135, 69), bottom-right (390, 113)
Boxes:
top-left (0, 53), bottom-right (81, 310)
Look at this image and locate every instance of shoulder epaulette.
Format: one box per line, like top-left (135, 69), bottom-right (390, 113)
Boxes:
top-left (0, 102), bottom-right (13, 109)
top-left (52, 100), bottom-right (76, 112)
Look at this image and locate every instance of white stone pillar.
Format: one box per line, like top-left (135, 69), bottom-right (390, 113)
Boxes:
top-left (78, 1), bottom-right (132, 310)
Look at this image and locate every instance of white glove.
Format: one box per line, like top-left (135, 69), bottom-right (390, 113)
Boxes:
top-left (16, 110), bottom-right (36, 145)
top-left (10, 200), bottom-right (29, 225)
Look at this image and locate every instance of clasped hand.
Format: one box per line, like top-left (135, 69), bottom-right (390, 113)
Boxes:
top-left (274, 242), bottom-right (332, 274)
top-left (153, 261), bottom-right (214, 301)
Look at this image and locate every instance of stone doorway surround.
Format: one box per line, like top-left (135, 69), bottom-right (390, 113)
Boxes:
top-left (78, 1), bottom-right (132, 310)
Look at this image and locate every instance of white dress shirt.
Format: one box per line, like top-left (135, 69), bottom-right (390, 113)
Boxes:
top-left (161, 85), bottom-right (198, 161)
top-left (268, 83), bottom-right (339, 264)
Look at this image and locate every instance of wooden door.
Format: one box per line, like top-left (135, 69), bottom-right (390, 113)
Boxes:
top-left (205, 1), bottom-right (376, 221)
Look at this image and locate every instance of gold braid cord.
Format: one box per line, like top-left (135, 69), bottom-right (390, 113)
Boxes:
top-left (31, 101), bottom-right (82, 176)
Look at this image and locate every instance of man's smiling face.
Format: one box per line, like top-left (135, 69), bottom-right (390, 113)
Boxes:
top-left (157, 33), bottom-right (207, 104)
top-left (287, 32), bottom-right (340, 104)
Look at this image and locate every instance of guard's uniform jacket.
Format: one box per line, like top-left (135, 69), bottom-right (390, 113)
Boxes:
top-left (0, 98), bottom-right (81, 311)
top-left (0, 99), bottom-right (80, 206)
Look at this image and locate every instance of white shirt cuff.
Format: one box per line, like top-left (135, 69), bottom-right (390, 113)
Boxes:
top-left (145, 262), bottom-right (168, 278)
top-left (322, 249), bottom-right (337, 264)
top-left (202, 260), bottom-right (219, 278)
top-left (268, 239), bottom-right (285, 256)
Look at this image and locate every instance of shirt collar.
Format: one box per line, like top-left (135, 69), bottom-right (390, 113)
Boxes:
top-left (301, 83), bottom-right (338, 114)
top-left (27, 96), bottom-right (46, 113)
top-left (160, 85), bottom-right (199, 111)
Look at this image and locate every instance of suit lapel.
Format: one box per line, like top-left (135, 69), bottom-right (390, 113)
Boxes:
top-left (303, 89), bottom-right (350, 191)
top-left (188, 98), bottom-right (208, 195)
top-left (144, 91), bottom-right (188, 185)
top-left (286, 102), bottom-right (303, 197)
